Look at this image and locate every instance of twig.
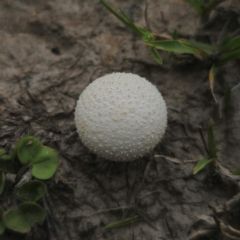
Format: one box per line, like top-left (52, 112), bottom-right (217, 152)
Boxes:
top-left (86, 206), bottom-right (133, 217)
top-left (144, 0), bottom-right (151, 31)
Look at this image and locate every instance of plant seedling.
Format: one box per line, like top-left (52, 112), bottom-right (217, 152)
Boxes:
top-left (0, 136), bottom-right (58, 236)
top-left (3, 202), bottom-right (46, 234)
top-left (0, 136), bottom-right (58, 181)
top-left (100, 0), bottom-right (213, 64)
top-left (193, 119), bottom-right (220, 174)
top-left (100, 0), bottom-right (240, 102)
top-left (17, 136), bottom-right (58, 180)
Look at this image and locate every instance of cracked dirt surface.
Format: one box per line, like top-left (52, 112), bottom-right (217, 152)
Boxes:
top-left (1, 0), bottom-right (240, 240)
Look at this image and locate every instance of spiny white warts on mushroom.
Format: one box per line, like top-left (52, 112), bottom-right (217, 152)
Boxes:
top-left (75, 72), bottom-right (167, 161)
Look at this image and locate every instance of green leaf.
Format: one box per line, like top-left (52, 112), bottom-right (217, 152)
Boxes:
top-left (0, 207), bottom-right (6, 235)
top-left (5, 202), bottom-right (46, 234)
top-left (193, 158), bottom-right (214, 175)
top-left (207, 119), bottom-right (219, 158)
top-left (17, 136), bottom-right (42, 165)
top-left (220, 85), bottom-right (232, 116)
top-left (217, 49), bottom-right (240, 66)
top-left (219, 36), bottom-right (240, 53)
top-left (31, 146), bottom-right (58, 180)
top-left (104, 215), bottom-right (140, 230)
top-left (145, 40), bottom-right (198, 54)
top-left (209, 65), bottom-right (218, 102)
top-left (142, 32), bottom-right (154, 42)
top-left (0, 172), bottom-right (5, 195)
top-left (118, 8), bottom-right (149, 36)
top-left (218, 35), bottom-right (233, 52)
top-left (149, 47), bottom-right (162, 64)
top-left (16, 180), bottom-right (45, 202)
top-left (145, 39), bottom-right (212, 57)
top-left (182, 40), bottom-right (213, 54)
top-left (17, 136), bottom-right (58, 180)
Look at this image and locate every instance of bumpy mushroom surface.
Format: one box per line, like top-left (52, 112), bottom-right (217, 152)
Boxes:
top-left (75, 72), bottom-right (167, 161)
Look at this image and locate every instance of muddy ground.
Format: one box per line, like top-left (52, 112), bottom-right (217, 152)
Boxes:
top-left (1, 0), bottom-right (240, 240)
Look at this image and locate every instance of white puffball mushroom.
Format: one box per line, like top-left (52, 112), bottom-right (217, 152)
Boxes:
top-left (75, 72), bottom-right (167, 161)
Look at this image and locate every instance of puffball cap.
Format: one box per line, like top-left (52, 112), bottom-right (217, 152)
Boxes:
top-left (75, 72), bottom-right (167, 161)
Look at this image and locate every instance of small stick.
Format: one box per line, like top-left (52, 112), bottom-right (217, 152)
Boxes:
top-left (144, 0), bottom-right (151, 31)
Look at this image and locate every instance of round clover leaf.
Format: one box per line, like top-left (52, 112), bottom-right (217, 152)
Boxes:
top-left (5, 202), bottom-right (46, 234)
top-left (17, 136), bottom-right (58, 180)
top-left (16, 180), bottom-right (45, 202)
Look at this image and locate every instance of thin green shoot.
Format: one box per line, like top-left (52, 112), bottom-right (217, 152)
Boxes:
top-left (193, 120), bottom-right (219, 174)
top-left (103, 215), bottom-right (140, 230)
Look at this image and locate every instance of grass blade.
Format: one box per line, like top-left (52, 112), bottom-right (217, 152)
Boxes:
top-left (217, 49), bottom-right (240, 66)
top-left (103, 215), bottom-right (140, 230)
top-left (100, 0), bottom-right (148, 36)
top-left (118, 8), bottom-right (149, 36)
top-left (218, 35), bottom-right (232, 51)
top-left (146, 39), bottom-right (212, 57)
top-left (149, 47), bottom-right (162, 64)
top-left (219, 85), bottom-right (232, 117)
top-left (193, 158), bottom-right (214, 175)
top-left (184, 40), bottom-right (213, 54)
top-left (145, 40), bottom-right (198, 54)
top-left (226, 36), bottom-right (240, 50)
top-left (209, 65), bottom-right (218, 102)
top-left (180, 41), bottom-right (209, 59)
